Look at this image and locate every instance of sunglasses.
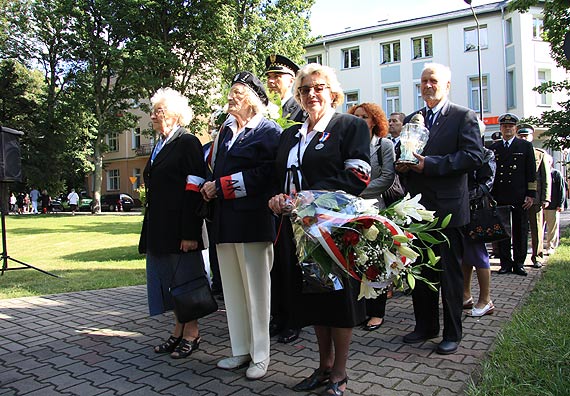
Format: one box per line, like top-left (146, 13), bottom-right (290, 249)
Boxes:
top-left (298, 83), bottom-right (329, 96)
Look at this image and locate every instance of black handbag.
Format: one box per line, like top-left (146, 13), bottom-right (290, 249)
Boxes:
top-left (169, 262), bottom-right (218, 323)
top-left (466, 190), bottom-right (511, 243)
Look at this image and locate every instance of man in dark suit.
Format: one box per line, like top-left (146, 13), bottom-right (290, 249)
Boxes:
top-left (396, 63), bottom-right (483, 355)
top-left (265, 54), bottom-right (305, 124)
top-left (517, 124), bottom-right (550, 268)
top-left (388, 112), bottom-right (405, 160)
top-left (490, 114), bottom-right (537, 276)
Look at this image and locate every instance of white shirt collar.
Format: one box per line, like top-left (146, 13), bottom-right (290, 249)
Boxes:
top-left (299, 107), bottom-right (336, 137)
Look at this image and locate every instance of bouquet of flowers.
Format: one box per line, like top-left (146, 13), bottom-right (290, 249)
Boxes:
top-left (288, 190), bottom-right (450, 299)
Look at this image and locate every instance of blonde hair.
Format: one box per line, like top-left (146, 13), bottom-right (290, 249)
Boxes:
top-left (150, 88), bottom-right (194, 126)
top-left (294, 63), bottom-right (344, 108)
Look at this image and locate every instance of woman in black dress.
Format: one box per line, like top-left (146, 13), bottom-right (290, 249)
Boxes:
top-left (268, 64), bottom-right (370, 396)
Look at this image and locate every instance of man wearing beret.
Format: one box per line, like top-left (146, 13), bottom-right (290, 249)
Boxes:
top-left (265, 54), bottom-right (306, 124)
top-left (517, 124), bottom-right (551, 268)
top-left (490, 113), bottom-right (537, 276)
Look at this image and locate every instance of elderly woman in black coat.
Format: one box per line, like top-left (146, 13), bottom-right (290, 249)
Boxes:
top-left (139, 88), bottom-right (208, 359)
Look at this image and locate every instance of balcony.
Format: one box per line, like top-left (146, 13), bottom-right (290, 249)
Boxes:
top-left (135, 144), bottom-right (153, 156)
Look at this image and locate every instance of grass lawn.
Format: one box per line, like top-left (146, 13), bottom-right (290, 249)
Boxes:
top-left (467, 227), bottom-right (570, 396)
top-left (0, 213), bottom-right (146, 299)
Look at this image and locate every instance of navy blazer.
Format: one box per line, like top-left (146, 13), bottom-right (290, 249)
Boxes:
top-left (210, 116), bottom-right (282, 243)
top-left (490, 137), bottom-right (537, 206)
top-left (282, 96), bottom-right (306, 123)
top-left (139, 127), bottom-right (206, 254)
top-left (274, 112), bottom-right (370, 196)
top-left (403, 101), bottom-right (484, 228)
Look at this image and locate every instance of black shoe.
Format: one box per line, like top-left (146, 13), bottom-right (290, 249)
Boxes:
top-left (436, 340), bottom-right (459, 355)
top-left (154, 335), bottom-right (182, 353)
top-left (293, 368), bottom-right (331, 391)
top-left (513, 267), bottom-right (528, 276)
top-left (403, 331), bottom-right (438, 344)
top-left (170, 337), bottom-right (200, 359)
top-left (269, 321), bottom-right (282, 338)
top-left (278, 328), bottom-right (300, 344)
top-left (532, 262), bottom-right (543, 268)
top-left (497, 267), bottom-right (512, 274)
top-left (322, 376), bottom-right (348, 396)
top-left (362, 318), bottom-right (384, 331)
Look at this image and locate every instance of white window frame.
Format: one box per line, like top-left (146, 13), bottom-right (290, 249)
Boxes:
top-left (506, 69), bottom-right (516, 109)
top-left (464, 25), bottom-right (488, 52)
top-left (131, 127), bottom-right (141, 149)
top-left (344, 91), bottom-right (359, 113)
top-left (133, 168), bottom-right (141, 190)
top-left (537, 69), bottom-right (551, 106)
top-left (532, 16), bottom-right (544, 40)
top-left (412, 35), bottom-right (432, 59)
top-left (107, 169), bottom-right (120, 191)
top-left (106, 132), bottom-right (119, 152)
top-left (384, 87), bottom-right (400, 114)
top-left (469, 75), bottom-right (489, 113)
top-left (504, 18), bottom-right (513, 45)
top-left (380, 41), bottom-right (401, 64)
top-left (306, 54), bottom-right (322, 64)
top-left (342, 47), bottom-right (360, 69)
top-left (415, 83), bottom-right (424, 110)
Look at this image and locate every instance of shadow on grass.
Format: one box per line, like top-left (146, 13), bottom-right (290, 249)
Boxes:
top-left (7, 221), bottom-right (142, 236)
top-left (62, 246), bottom-right (143, 262)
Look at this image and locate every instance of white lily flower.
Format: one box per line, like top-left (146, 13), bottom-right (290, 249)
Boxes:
top-left (416, 209), bottom-right (436, 222)
top-left (363, 225), bottom-right (379, 241)
top-left (393, 193), bottom-right (427, 222)
top-left (384, 249), bottom-right (405, 276)
top-left (398, 244), bottom-right (420, 262)
top-left (358, 274), bottom-right (381, 300)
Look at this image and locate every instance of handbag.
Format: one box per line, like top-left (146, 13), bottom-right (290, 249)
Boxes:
top-left (377, 139), bottom-right (405, 206)
top-left (465, 189), bottom-right (512, 243)
top-left (169, 260), bottom-right (218, 323)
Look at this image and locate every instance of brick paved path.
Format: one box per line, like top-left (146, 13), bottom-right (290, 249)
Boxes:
top-left (1, 212), bottom-right (567, 395)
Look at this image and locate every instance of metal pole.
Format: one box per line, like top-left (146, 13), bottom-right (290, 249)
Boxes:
top-left (469, 3), bottom-right (484, 120)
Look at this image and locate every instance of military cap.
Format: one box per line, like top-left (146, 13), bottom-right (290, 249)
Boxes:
top-left (517, 123), bottom-right (534, 135)
top-left (231, 71), bottom-right (269, 106)
top-left (498, 113), bottom-right (519, 125)
top-left (491, 131), bottom-right (502, 141)
top-left (265, 54), bottom-right (299, 77)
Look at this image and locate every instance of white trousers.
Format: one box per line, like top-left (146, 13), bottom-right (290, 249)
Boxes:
top-left (543, 209), bottom-right (560, 249)
top-left (216, 242), bottom-right (273, 363)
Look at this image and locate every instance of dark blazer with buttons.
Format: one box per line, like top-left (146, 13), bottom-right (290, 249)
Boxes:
top-left (490, 137), bottom-right (537, 206)
top-left (403, 102), bottom-right (484, 228)
top-left (139, 127), bottom-right (206, 254)
top-left (282, 96), bottom-right (306, 123)
top-left (210, 116), bottom-right (282, 244)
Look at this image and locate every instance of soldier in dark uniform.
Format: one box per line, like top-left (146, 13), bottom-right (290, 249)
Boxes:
top-left (265, 54), bottom-right (306, 124)
top-left (490, 113), bottom-right (537, 276)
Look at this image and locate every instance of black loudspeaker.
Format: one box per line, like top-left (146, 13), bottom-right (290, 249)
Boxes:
top-left (0, 126), bottom-right (24, 182)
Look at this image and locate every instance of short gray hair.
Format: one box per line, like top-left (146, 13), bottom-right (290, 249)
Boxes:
top-left (422, 63), bottom-right (452, 84)
top-left (294, 63), bottom-right (344, 108)
top-left (150, 88), bottom-right (194, 126)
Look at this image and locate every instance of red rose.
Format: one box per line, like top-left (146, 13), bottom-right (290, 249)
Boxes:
top-left (342, 230), bottom-right (360, 246)
top-left (365, 266), bottom-right (380, 280)
top-left (359, 218), bottom-right (375, 229)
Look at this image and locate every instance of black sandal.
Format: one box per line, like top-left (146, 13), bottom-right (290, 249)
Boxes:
top-left (323, 377), bottom-right (348, 396)
top-left (170, 336), bottom-right (201, 359)
top-left (293, 368), bottom-right (331, 391)
top-left (154, 335), bottom-right (182, 354)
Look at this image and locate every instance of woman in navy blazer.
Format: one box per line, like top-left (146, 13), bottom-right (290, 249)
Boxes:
top-left (268, 64), bottom-right (370, 396)
top-left (201, 72), bottom-right (281, 380)
top-left (139, 88), bottom-right (207, 359)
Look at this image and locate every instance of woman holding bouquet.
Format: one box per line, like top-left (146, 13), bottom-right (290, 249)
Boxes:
top-left (348, 103), bottom-right (394, 332)
top-left (268, 64), bottom-right (371, 396)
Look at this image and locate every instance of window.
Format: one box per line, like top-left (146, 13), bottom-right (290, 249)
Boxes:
top-left (537, 69), bottom-right (551, 106)
top-left (469, 75), bottom-right (489, 113)
top-left (464, 25), bottom-right (488, 51)
top-left (415, 84), bottom-right (424, 110)
top-left (133, 168), bottom-right (141, 190)
top-left (384, 87), bottom-right (400, 114)
top-left (506, 70), bottom-right (516, 109)
top-left (505, 18), bottom-right (513, 45)
top-left (107, 132), bottom-right (118, 152)
top-left (306, 54), bottom-right (322, 64)
top-left (532, 17), bottom-right (543, 40)
top-left (344, 92), bottom-right (359, 112)
top-left (107, 169), bottom-right (120, 191)
top-left (380, 41), bottom-right (400, 64)
top-left (342, 47), bottom-right (360, 69)
top-left (412, 36), bottom-right (432, 59)
top-left (132, 127), bottom-right (141, 149)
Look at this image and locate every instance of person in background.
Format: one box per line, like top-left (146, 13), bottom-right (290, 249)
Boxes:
top-left (348, 102), bottom-right (393, 332)
top-left (67, 189), bottom-right (79, 215)
top-left (201, 71), bottom-right (281, 380)
top-left (29, 187), bottom-right (40, 214)
top-left (9, 192), bottom-right (17, 213)
top-left (139, 87), bottom-right (208, 360)
top-left (516, 124), bottom-right (551, 268)
top-left (543, 155), bottom-right (567, 255)
top-left (388, 112), bottom-right (405, 160)
top-left (40, 189), bottom-right (50, 214)
top-left (462, 121), bottom-right (496, 317)
top-left (490, 114), bottom-right (536, 276)
top-left (268, 63), bottom-right (370, 396)
top-left (397, 63), bottom-right (483, 355)
top-left (265, 54), bottom-right (305, 344)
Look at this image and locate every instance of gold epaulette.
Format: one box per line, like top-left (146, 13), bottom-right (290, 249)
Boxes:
top-left (528, 181), bottom-right (537, 190)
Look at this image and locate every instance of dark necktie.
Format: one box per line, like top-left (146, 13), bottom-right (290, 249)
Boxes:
top-left (504, 141), bottom-right (509, 149)
top-left (426, 109), bottom-right (434, 129)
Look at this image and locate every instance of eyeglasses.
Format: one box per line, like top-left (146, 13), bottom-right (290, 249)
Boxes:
top-left (151, 108), bottom-right (166, 116)
top-left (298, 84), bottom-right (329, 96)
